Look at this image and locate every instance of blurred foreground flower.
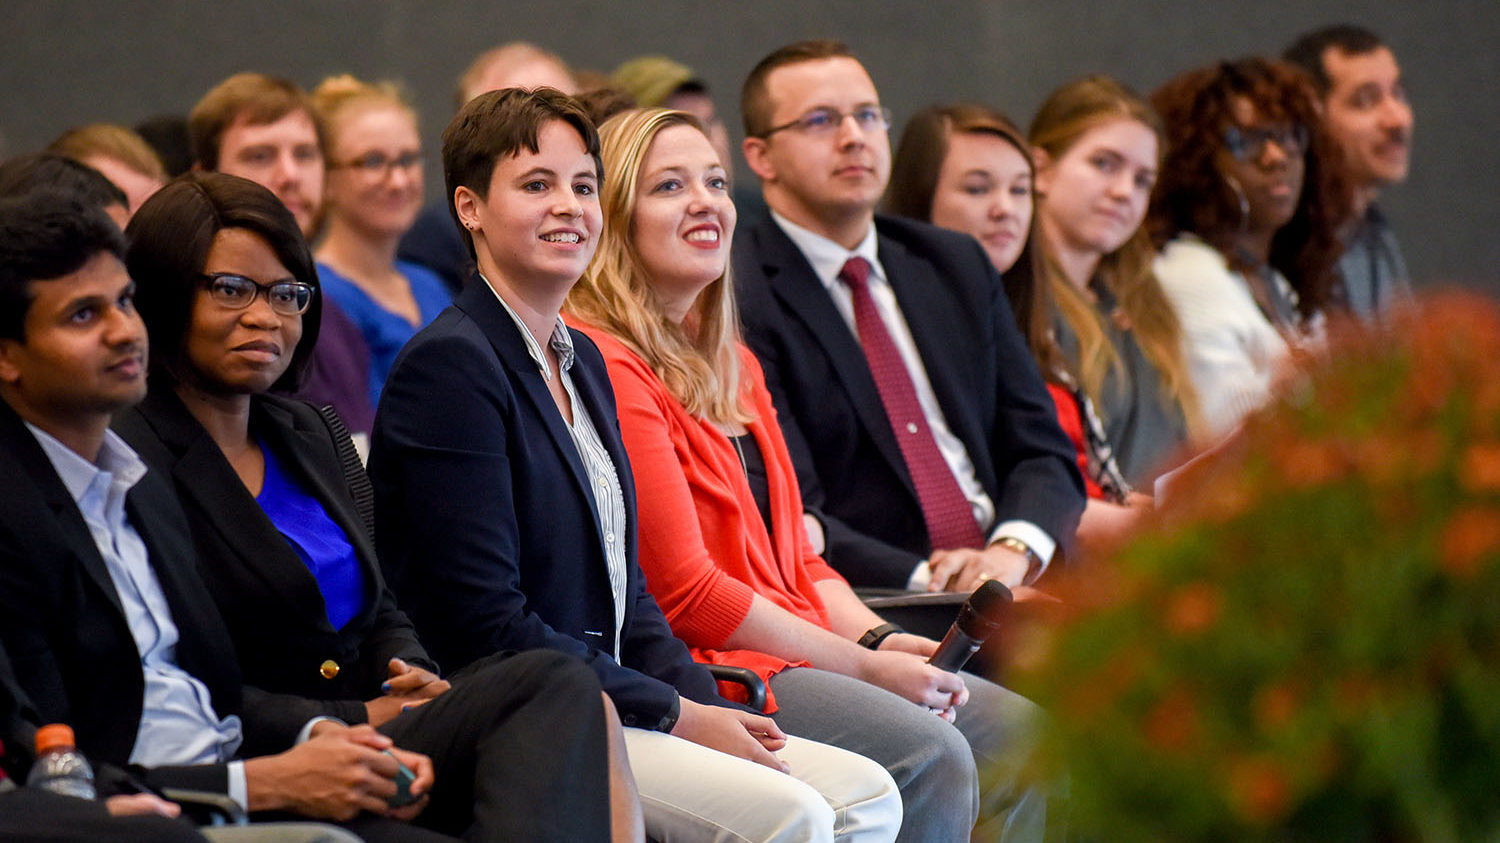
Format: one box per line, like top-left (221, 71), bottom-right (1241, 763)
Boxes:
top-left (1013, 293), bottom-right (1500, 842)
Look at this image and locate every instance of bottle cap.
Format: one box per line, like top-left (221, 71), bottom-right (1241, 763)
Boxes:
top-left (34, 724), bottom-right (77, 755)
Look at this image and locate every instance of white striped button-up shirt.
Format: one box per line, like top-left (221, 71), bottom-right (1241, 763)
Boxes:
top-left (487, 282), bottom-right (630, 658)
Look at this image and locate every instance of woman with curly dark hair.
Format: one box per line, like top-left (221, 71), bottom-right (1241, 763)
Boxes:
top-left (1149, 57), bottom-right (1349, 436)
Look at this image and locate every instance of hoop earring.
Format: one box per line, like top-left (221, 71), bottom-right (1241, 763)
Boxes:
top-left (1222, 172), bottom-right (1250, 235)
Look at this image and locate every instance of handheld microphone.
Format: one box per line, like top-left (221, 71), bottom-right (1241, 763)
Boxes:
top-left (927, 580), bottom-right (1013, 672)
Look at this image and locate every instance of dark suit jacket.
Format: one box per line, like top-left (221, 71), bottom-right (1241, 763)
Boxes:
top-left (0, 400), bottom-right (249, 794)
top-left (369, 280), bottom-right (728, 730)
top-left (115, 388), bottom-right (436, 748)
top-left (0, 636), bottom-right (39, 783)
top-left (396, 202), bottom-right (472, 297)
top-left (734, 213), bottom-right (1086, 588)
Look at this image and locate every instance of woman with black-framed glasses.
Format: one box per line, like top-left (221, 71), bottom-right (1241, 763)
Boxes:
top-left (312, 74), bottom-right (451, 413)
top-left (1148, 57), bottom-right (1351, 437)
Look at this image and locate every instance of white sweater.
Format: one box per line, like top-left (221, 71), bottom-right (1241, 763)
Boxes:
top-left (1154, 236), bottom-right (1293, 438)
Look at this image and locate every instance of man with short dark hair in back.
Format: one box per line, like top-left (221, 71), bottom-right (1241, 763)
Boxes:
top-left (1285, 24), bottom-right (1416, 320)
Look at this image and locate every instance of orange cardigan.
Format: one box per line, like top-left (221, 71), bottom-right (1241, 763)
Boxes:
top-left (572, 322), bottom-right (844, 710)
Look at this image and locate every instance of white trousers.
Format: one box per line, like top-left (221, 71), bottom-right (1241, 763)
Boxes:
top-left (623, 728), bottom-right (901, 843)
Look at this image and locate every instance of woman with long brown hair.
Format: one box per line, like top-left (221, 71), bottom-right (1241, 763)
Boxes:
top-left (1028, 76), bottom-right (1201, 484)
top-left (886, 102), bottom-right (1144, 537)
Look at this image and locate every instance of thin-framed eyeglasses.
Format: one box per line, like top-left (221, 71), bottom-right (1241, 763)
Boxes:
top-left (759, 105), bottom-right (892, 138)
top-left (200, 273), bottom-right (315, 315)
top-left (331, 150), bottom-right (423, 178)
top-left (1223, 124), bottom-right (1309, 162)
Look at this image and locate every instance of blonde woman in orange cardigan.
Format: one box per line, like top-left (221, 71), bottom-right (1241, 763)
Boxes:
top-left (566, 107), bottom-right (1050, 843)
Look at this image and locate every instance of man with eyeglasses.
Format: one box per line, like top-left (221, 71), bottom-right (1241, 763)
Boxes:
top-left (189, 73), bottom-right (375, 447)
top-left (1284, 25), bottom-right (1416, 321)
top-left (734, 40), bottom-right (1082, 600)
top-left (732, 40), bottom-right (1078, 842)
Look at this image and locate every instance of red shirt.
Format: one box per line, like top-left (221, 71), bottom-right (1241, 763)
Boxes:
top-left (1045, 382), bottom-right (1106, 500)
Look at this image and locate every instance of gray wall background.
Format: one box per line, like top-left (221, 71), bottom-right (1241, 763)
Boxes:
top-left (5, 0), bottom-right (1495, 294)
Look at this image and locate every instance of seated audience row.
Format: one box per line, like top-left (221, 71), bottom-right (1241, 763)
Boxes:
top-left (0, 21), bottom-right (1419, 842)
top-left (0, 180), bottom-right (633, 839)
top-left (368, 88), bottom-right (905, 842)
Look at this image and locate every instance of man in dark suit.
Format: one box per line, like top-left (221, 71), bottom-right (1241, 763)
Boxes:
top-left (0, 191), bottom-right (617, 842)
top-left (734, 40), bottom-right (1085, 595)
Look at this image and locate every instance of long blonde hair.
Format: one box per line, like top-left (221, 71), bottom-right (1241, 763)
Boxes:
top-left (565, 108), bottom-right (752, 425)
top-left (1029, 75), bottom-right (1200, 432)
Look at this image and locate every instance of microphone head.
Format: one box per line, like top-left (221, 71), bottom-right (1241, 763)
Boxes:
top-left (969, 579), bottom-right (1014, 614)
top-left (954, 579), bottom-right (1013, 638)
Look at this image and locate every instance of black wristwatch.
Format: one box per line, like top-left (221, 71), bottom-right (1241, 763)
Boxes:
top-left (857, 622), bottom-right (905, 650)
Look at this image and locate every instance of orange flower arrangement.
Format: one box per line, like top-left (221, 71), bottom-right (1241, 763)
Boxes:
top-left (1012, 293), bottom-right (1500, 842)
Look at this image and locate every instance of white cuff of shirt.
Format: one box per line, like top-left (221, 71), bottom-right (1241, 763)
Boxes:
top-left (229, 716), bottom-right (343, 812)
top-left (296, 716), bottom-right (346, 745)
top-left (227, 761), bottom-right (247, 811)
top-left (989, 520), bottom-right (1056, 579)
top-left (906, 521), bottom-right (1056, 590)
top-left (906, 560), bottom-right (933, 591)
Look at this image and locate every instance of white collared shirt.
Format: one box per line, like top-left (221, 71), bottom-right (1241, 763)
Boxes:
top-left (483, 277), bottom-right (630, 657)
top-left (27, 424), bottom-right (248, 807)
top-left (769, 212), bottom-right (1055, 583)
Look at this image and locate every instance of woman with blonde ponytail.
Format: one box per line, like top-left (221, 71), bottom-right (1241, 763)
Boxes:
top-left (312, 74), bottom-right (450, 411)
top-left (1029, 75), bottom-right (1200, 484)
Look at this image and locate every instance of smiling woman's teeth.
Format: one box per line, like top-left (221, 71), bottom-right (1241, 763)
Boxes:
top-left (541, 232), bottom-right (581, 243)
top-left (685, 230), bottom-right (719, 242)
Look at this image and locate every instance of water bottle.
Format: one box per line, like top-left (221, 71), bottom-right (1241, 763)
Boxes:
top-left (25, 724), bottom-right (96, 800)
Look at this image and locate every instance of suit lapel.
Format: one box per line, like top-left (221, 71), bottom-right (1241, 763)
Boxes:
top-left (568, 336), bottom-right (635, 551)
top-left (754, 218), bottom-right (914, 496)
top-left (136, 390), bottom-right (329, 627)
top-left (0, 403), bottom-right (126, 620)
top-left (124, 478), bottom-right (240, 709)
top-left (254, 398), bottom-right (379, 629)
top-left (457, 283), bottom-right (605, 544)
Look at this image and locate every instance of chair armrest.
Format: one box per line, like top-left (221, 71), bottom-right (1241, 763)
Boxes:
top-left (704, 664), bottom-right (767, 712)
top-left (161, 788), bottom-right (249, 827)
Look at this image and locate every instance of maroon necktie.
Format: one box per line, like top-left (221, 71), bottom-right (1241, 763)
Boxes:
top-left (838, 257), bottom-right (986, 550)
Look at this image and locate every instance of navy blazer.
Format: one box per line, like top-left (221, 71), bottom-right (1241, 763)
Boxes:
top-left (115, 389), bottom-right (436, 752)
top-left (734, 213), bottom-right (1086, 588)
top-left (369, 280), bottom-right (727, 730)
top-left (0, 399), bottom-right (254, 794)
